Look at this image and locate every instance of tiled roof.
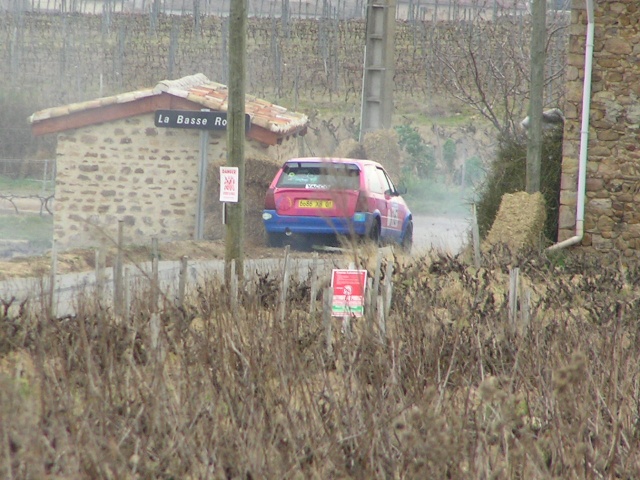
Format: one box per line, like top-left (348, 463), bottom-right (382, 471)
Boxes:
top-left (29, 73), bottom-right (309, 137)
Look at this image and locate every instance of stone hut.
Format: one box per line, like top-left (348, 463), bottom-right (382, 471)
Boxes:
top-left (559, 1), bottom-right (640, 257)
top-left (29, 73), bottom-right (308, 250)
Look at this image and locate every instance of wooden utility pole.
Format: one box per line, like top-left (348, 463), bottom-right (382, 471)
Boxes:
top-left (225, 0), bottom-right (247, 280)
top-left (526, 0), bottom-right (546, 193)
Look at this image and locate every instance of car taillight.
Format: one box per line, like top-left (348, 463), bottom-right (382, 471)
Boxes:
top-left (279, 196), bottom-right (293, 212)
top-left (355, 191), bottom-right (368, 212)
top-left (264, 189), bottom-right (276, 210)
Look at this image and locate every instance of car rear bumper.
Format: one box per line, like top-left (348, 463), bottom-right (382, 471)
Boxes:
top-left (262, 210), bottom-right (370, 236)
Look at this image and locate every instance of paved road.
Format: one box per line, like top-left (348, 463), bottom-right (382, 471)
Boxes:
top-left (412, 214), bottom-right (470, 255)
top-left (0, 256), bottom-right (339, 318)
top-left (0, 215), bottom-right (471, 317)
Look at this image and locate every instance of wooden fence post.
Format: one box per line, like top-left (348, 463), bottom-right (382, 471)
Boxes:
top-left (280, 245), bottom-right (290, 323)
top-left (323, 287), bottom-right (333, 358)
top-left (383, 260), bottom-right (393, 320)
top-left (114, 219), bottom-right (124, 315)
top-left (124, 266), bottom-right (131, 322)
top-left (48, 239), bottom-right (57, 318)
top-left (372, 248), bottom-right (382, 302)
top-left (309, 252), bottom-right (318, 315)
top-left (149, 236), bottom-right (161, 352)
top-left (508, 267), bottom-right (520, 329)
top-left (377, 295), bottom-right (386, 341)
top-left (150, 311), bottom-right (160, 350)
top-left (177, 256), bottom-right (188, 309)
top-left (95, 247), bottom-right (106, 303)
top-left (151, 237), bottom-right (159, 313)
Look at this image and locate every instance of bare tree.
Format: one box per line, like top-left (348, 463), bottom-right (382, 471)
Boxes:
top-left (429, 5), bottom-right (568, 140)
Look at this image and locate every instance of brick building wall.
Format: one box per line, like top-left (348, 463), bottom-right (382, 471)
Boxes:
top-left (559, 0), bottom-right (640, 256)
top-left (54, 113), bottom-right (293, 249)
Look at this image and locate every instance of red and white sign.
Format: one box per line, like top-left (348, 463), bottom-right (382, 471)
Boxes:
top-left (331, 269), bottom-right (368, 317)
top-left (220, 166), bottom-right (239, 203)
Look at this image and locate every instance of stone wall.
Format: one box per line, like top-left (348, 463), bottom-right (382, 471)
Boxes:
top-left (559, 0), bottom-right (640, 256)
top-left (54, 113), bottom-right (295, 250)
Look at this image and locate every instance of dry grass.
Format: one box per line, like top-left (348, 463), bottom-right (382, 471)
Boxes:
top-left (0, 239), bottom-right (286, 281)
top-left (2, 246), bottom-right (640, 478)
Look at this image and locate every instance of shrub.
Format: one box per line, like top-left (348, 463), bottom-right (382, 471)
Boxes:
top-left (442, 138), bottom-right (457, 173)
top-left (394, 124), bottom-right (436, 180)
top-left (463, 155), bottom-right (485, 187)
top-left (0, 84), bottom-right (55, 179)
top-left (362, 129), bottom-right (403, 183)
top-left (0, 85), bottom-right (39, 161)
top-left (475, 128), bottom-right (563, 242)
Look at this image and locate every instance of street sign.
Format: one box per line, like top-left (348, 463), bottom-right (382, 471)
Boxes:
top-left (331, 269), bottom-right (368, 317)
top-left (154, 110), bottom-right (251, 131)
top-left (220, 166), bottom-right (239, 203)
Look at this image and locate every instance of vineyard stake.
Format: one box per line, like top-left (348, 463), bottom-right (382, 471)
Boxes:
top-left (309, 252), bottom-right (318, 315)
top-left (114, 219), bottom-right (124, 315)
top-left (48, 239), bottom-right (57, 319)
top-left (280, 245), bottom-right (290, 323)
top-left (178, 256), bottom-right (188, 309)
top-left (323, 287), bottom-right (333, 358)
top-left (151, 237), bottom-right (159, 313)
top-left (508, 267), bottom-right (520, 329)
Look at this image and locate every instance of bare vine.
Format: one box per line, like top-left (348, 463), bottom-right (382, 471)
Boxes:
top-left (0, 194), bottom-right (54, 216)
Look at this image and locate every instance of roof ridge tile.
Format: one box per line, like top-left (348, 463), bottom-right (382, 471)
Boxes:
top-left (30, 73), bottom-right (309, 140)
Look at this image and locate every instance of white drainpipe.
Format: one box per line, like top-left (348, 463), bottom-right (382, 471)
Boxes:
top-left (547, 0), bottom-right (594, 251)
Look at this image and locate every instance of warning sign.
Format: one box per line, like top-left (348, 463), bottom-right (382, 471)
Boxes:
top-left (220, 167), bottom-right (239, 203)
top-left (331, 269), bottom-right (368, 317)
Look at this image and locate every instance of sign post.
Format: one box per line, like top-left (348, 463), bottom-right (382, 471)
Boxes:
top-left (195, 112), bottom-right (210, 240)
top-left (154, 109), bottom-right (251, 241)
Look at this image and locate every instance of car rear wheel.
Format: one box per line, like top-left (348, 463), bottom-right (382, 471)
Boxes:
top-left (368, 219), bottom-right (381, 247)
top-left (266, 232), bottom-right (284, 248)
top-left (401, 220), bottom-right (413, 254)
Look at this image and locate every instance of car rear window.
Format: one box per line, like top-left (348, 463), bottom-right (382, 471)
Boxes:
top-left (276, 162), bottom-right (361, 190)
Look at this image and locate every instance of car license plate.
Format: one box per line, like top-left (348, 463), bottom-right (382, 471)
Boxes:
top-left (298, 199), bottom-right (333, 209)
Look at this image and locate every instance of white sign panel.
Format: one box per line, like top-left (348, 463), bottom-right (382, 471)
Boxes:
top-left (220, 167), bottom-right (239, 203)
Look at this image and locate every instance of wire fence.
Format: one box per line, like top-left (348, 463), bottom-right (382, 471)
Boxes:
top-left (2, 0), bottom-right (562, 20)
top-left (0, 1), bottom-right (571, 257)
top-left (0, 5), bottom-right (571, 116)
top-left (0, 158), bottom-right (56, 192)
top-left (0, 241), bottom-right (402, 348)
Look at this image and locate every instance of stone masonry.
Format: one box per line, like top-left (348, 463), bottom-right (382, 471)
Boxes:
top-left (559, 0), bottom-right (640, 256)
top-left (54, 113), bottom-right (294, 249)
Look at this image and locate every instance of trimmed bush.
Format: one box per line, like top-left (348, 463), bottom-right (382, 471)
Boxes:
top-left (475, 128), bottom-right (563, 243)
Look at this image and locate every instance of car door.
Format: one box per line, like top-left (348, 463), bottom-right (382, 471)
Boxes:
top-left (377, 168), bottom-right (407, 242)
top-left (364, 164), bottom-right (388, 234)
